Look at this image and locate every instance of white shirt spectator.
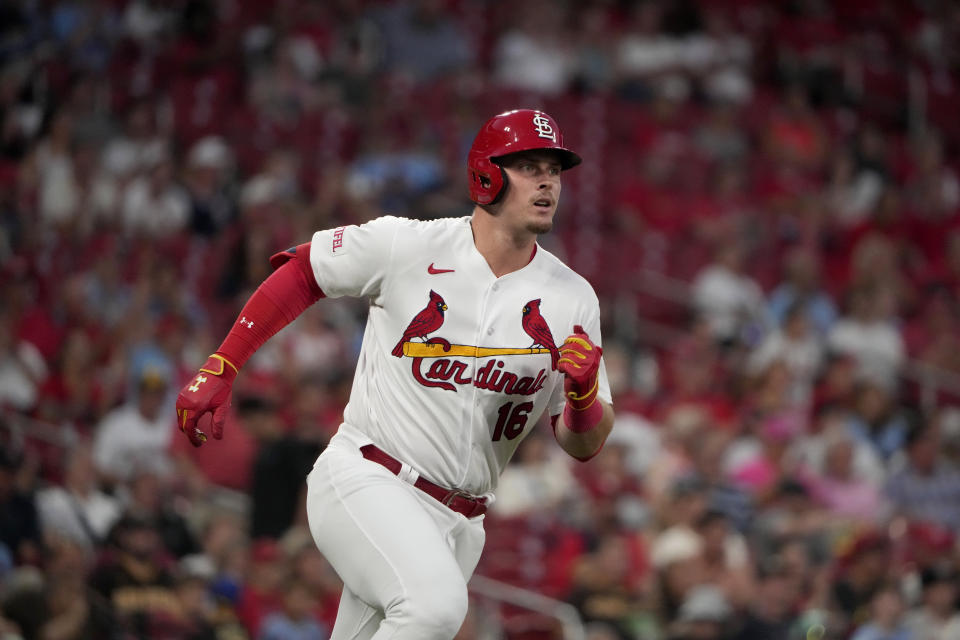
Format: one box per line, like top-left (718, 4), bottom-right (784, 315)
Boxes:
top-left (494, 433), bottom-right (577, 518)
top-left (36, 443), bottom-right (121, 547)
top-left (827, 318), bottom-right (904, 386)
top-left (0, 331), bottom-right (48, 412)
top-left (747, 309), bottom-right (824, 406)
top-left (102, 136), bottom-right (167, 177)
top-left (692, 262), bottom-right (767, 343)
top-left (494, 31), bottom-right (574, 95)
top-left (122, 0), bottom-right (173, 46)
top-left (617, 34), bottom-right (682, 76)
top-left (904, 608), bottom-right (960, 640)
top-left (793, 424), bottom-right (886, 487)
top-left (35, 143), bottom-right (79, 225)
top-left (93, 401), bottom-right (175, 481)
top-left (36, 486), bottom-right (120, 548)
top-left (122, 164), bottom-right (190, 237)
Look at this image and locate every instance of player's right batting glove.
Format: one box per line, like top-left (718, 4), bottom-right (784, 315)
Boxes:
top-left (175, 354), bottom-right (238, 447)
top-left (558, 325), bottom-right (602, 411)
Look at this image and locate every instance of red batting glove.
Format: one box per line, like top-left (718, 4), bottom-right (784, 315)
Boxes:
top-left (175, 354), bottom-right (238, 447)
top-left (558, 325), bottom-right (602, 412)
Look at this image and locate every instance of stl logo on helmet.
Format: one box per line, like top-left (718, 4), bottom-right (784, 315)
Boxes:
top-left (532, 114), bottom-right (556, 142)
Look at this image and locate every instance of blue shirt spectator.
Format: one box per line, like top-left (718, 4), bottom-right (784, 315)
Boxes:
top-left (374, 1), bottom-right (474, 81)
top-left (885, 422), bottom-right (960, 530)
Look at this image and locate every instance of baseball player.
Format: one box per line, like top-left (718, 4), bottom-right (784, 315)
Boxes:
top-left (175, 109), bottom-right (615, 639)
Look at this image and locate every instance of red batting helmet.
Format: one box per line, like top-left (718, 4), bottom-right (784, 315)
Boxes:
top-left (467, 109), bottom-right (581, 205)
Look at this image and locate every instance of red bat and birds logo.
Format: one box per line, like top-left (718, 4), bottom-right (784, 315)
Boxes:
top-left (392, 290), bottom-right (559, 393)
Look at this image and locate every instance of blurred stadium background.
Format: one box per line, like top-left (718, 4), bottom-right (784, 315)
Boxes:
top-left (2, 0), bottom-right (960, 639)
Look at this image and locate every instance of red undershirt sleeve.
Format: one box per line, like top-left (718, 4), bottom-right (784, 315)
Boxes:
top-left (215, 243), bottom-right (324, 369)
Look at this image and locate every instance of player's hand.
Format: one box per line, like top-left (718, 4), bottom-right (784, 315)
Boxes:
top-left (558, 325), bottom-right (602, 410)
top-left (175, 354), bottom-right (238, 447)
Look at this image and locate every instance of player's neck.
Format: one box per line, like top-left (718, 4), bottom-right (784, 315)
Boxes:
top-left (470, 211), bottom-right (537, 278)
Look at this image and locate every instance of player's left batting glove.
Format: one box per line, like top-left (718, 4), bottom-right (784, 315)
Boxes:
top-left (558, 325), bottom-right (602, 412)
top-left (175, 354), bottom-right (238, 447)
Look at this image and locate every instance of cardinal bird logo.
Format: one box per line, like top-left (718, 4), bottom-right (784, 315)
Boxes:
top-left (521, 299), bottom-right (559, 370)
top-left (392, 290), bottom-right (448, 357)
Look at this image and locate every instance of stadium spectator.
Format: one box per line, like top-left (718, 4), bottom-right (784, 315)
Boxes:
top-left (614, 2), bottom-right (675, 102)
top-left (35, 441), bottom-right (120, 548)
top-left (694, 510), bottom-right (754, 610)
top-left (37, 327), bottom-right (109, 431)
top-left (121, 467), bottom-right (200, 558)
top-left (30, 110), bottom-right (81, 228)
top-left (904, 131), bottom-right (960, 221)
top-left (804, 426), bottom-right (888, 524)
top-left (91, 362), bottom-right (176, 485)
top-left (885, 419), bottom-right (960, 530)
top-left (823, 149), bottom-right (885, 228)
top-left (236, 538), bottom-right (286, 638)
top-left (0, 308), bottom-right (47, 412)
top-left (694, 104), bottom-right (750, 166)
top-left (89, 513), bottom-right (178, 639)
top-left (767, 247), bottom-right (838, 336)
top-left (830, 533), bottom-right (893, 632)
top-left (570, 4), bottom-right (617, 93)
top-left (0, 449), bottom-right (40, 567)
top-left (731, 560), bottom-right (801, 640)
top-left (903, 563), bottom-right (960, 640)
top-left (121, 144), bottom-right (190, 238)
top-left (259, 577), bottom-right (329, 640)
top-left (101, 101), bottom-right (166, 180)
top-left (374, 0), bottom-right (475, 83)
top-left (827, 285), bottom-right (905, 387)
top-left (184, 135), bottom-right (236, 237)
top-left (492, 428), bottom-right (577, 519)
top-left (244, 393), bottom-right (323, 539)
top-left (690, 9), bottom-right (753, 106)
top-left (164, 553), bottom-right (238, 639)
top-left (691, 239), bottom-right (767, 346)
top-left (728, 411), bottom-right (808, 501)
top-left (845, 378), bottom-right (910, 461)
top-left (650, 526), bottom-right (705, 617)
top-left (282, 527), bottom-right (340, 631)
top-left (689, 431), bottom-right (753, 534)
top-left (762, 83), bottom-right (827, 173)
top-left (794, 404), bottom-right (885, 487)
top-left (41, 537), bottom-right (116, 639)
top-left (666, 584), bottom-right (733, 640)
top-left (746, 300), bottom-right (825, 407)
top-left (493, 0), bottom-right (575, 95)
top-left (848, 585), bottom-right (911, 640)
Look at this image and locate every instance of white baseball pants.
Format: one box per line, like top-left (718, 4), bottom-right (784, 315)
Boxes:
top-left (305, 437), bottom-right (486, 640)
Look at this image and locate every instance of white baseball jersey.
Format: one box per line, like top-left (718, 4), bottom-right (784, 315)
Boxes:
top-left (308, 215), bottom-right (612, 496)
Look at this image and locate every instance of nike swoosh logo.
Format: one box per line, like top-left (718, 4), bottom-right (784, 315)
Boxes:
top-left (428, 263), bottom-right (455, 274)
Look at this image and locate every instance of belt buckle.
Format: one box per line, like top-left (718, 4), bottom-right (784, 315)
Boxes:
top-left (442, 489), bottom-right (474, 507)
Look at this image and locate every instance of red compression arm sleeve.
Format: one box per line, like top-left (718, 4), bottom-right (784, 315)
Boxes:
top-left (215, 243), bottom-right (324, 369)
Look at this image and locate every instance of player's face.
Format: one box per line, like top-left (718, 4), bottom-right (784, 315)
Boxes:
top-left (498, 151), bottom-right (563, 235)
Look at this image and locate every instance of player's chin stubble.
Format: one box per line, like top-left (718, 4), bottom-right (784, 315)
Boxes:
top-left (527, 220), bottom-right (553, 235)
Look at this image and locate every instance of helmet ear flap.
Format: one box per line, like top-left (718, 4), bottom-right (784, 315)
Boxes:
top-left (470, 157), bottom-right (507, 205)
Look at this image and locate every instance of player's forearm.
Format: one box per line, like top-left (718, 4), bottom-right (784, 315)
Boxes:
top-left (215, 243), bottom-right (323, 370)
top-left (555, 400), bottom-right (614, 461)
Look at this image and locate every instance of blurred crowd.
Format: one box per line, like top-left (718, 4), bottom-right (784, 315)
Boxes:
top-left (2, 0), bottom-right (960, 639)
